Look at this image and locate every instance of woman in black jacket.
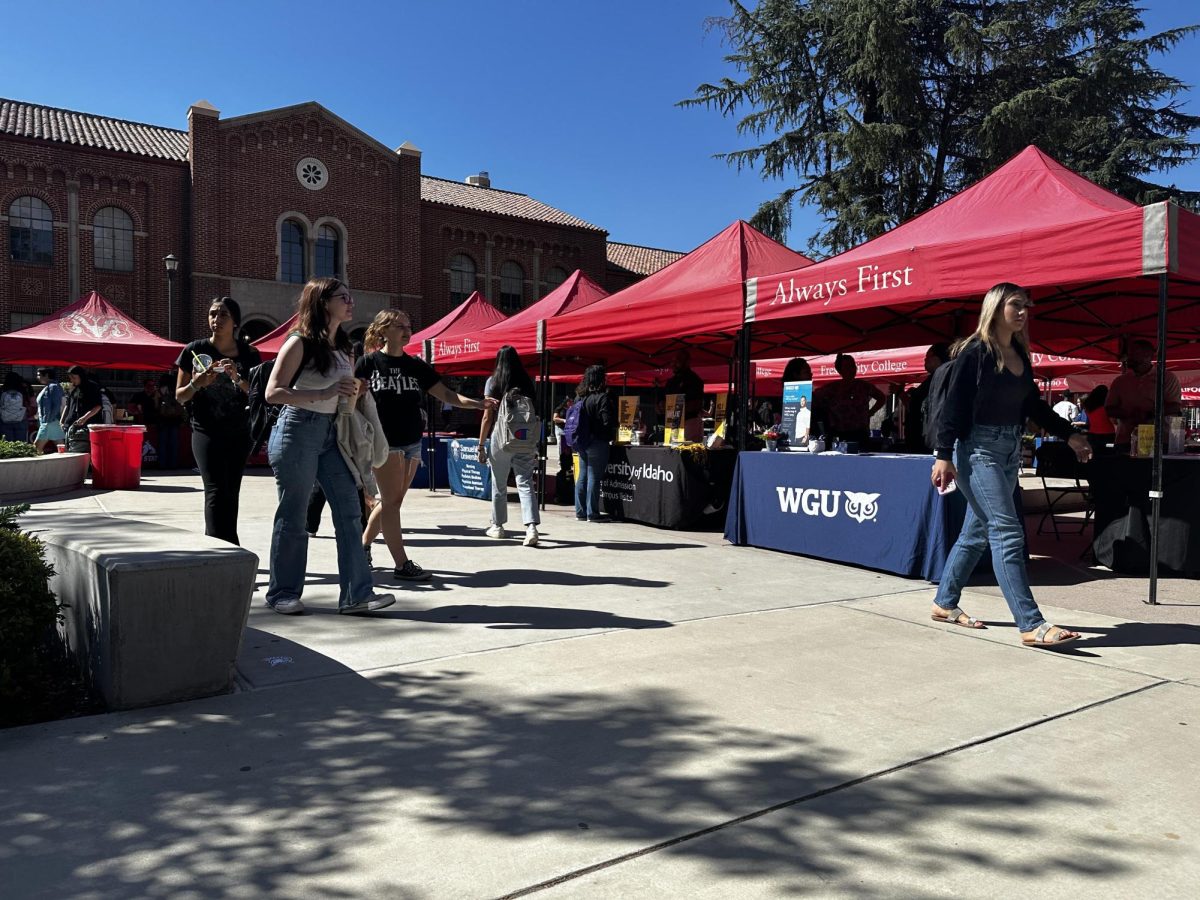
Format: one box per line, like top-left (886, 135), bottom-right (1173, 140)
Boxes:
top-left (573, 364), bottom-right (615, 522)
top-left (930, 283), bottom-right (1091, 648)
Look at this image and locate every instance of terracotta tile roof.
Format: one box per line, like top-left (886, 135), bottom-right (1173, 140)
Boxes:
top-left (606, 241), bottom-right (686, 276)
top-left (420, 175), bottom-right (604, 232)
top-left (0, 98), bottom-right (189, 161)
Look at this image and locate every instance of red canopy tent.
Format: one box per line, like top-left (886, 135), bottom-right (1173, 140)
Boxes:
top-left (435, 270), bottom-right (609, 374)
top-left (251, 314), bottom-right (300, 360)
top-left (745, 146), bottom-right (1200, 360)
top-left (544, 221), bottom-right (814, 368)
top-left (405, 291), bottom-right (507, 360)
top-left (0, 291), bottom-right (184, 370)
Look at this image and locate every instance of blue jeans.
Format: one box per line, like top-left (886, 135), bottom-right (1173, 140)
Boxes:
top-left (266, 407), bottom-right (373, 609)
top-left (488, 440), bottom-right (540, 527)
top-left (574, 438), bottom-right (609, 520)
top-left (934, 424), bottom-right (1044, 632)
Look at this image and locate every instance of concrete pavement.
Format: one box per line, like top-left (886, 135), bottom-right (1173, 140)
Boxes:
top-left (1, 469), bottom-right (1196, 898)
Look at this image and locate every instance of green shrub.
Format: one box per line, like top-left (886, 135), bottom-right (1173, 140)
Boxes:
top-left (0, 504), bottom-right (66, 720)
top-left (0, 439), bottom-right (39, 460)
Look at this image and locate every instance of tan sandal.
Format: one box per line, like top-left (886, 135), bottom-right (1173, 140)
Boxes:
top-left (931, 606), bottom-right (985, 629)
top-left (1022, 623), bottom-right (1081, 648)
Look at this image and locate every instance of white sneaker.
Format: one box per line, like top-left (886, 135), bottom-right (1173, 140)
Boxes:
top-left (270, 597), bottom-right (305, 615)
top-left (486, 524), bottom-right (507, 539)
top-left (523, 525), bottom-right (539, 547)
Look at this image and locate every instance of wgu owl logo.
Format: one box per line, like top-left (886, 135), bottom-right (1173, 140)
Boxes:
top-left (843, 491), bottom-right (881, 523)
top-left (60, 312), bottom-right (131, 340)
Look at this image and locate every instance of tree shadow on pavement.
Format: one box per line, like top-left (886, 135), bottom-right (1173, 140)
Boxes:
top-left (0, 662), bottom-right (1148, 899)
top-left (303, 603), bottom-right (672, 631)
top-left (380, 567), bottom-right (671, 591)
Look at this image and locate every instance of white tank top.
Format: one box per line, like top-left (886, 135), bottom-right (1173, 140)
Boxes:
top-left (289, 348), bottom-right (352, 415)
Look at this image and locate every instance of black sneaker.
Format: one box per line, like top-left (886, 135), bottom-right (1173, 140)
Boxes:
top-left (394, 560), bottom-right (431, 581)
top-left (363, 545), bottom-right (373, 568)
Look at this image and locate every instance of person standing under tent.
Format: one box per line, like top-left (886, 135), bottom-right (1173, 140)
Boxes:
top-left (1105, 338), bottom-right (1182, 450)
top-left (478, 345), bottom-right (541, 546)
top-left (1, 372), bottom-right (31, 443)
top-left (356, 309), bottom-right (494, 582)
top-left (61, 366), bottom-right (102, 452)
top-left (905, 343), bottom-right (951, 452)
top-left (930, 282), bottom-right (1090, 649)
top-left (175, 297), bottom-right (261, 545)
top-left (1081, 385), bottom-right (1116, 456)
top-left (812, 353), bottom-right (886, 445)
top-left (664, 349), bottom-right (705, 442)
top-left (572, 364), bottom-right (615, 522)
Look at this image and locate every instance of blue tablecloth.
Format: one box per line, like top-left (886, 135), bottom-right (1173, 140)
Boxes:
top-left (724, 451), bottom-right (967, 580)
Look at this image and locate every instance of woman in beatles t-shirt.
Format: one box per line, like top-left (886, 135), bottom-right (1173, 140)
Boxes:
top-left (355, 309), bottom-right (495, 581)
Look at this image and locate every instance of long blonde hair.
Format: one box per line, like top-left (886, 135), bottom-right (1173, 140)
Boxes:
top-left (364, 309), bottom-right (410, 354)
top-left (952, 282), bottom-right (1030, 371)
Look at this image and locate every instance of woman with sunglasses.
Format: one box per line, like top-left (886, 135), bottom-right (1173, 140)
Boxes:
top-left (356, 309), bottom-right (495, 581)
top-left (930, 283), bottom-right (1091, 649)
top-left (262, 277), bottom-right (394, 616)
top-left (175, 296), bottom-right (261, 545)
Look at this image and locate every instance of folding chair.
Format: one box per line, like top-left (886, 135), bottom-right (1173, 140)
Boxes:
top-left (1033, 440), bottom-right (1093, 539)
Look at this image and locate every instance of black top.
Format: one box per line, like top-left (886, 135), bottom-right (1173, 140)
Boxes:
top-left (582, 391), bottom-right (616, 442)
top-left (906, 377), bottom-right (933, 452)
top-left (935, 339), bottom-right (1073, 460)
top-left (355, 350), bottom-right (441, 447)
top-left (63, 379), bottom-right (102, 426)
top-left (176, 339), bottom-right (261, 435)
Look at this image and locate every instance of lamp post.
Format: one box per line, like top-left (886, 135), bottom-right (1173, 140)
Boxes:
top-left (163, 254), bottom-right (179, 340)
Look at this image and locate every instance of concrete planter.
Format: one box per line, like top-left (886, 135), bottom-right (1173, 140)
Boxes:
top-left (0, 452), bottom-right (90, 502)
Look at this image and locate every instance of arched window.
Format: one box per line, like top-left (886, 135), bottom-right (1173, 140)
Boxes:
top-left (94, 206), bottom-right (134, 271)
top-left (449, 253), bottom-right (476, 303)
top-left (499, 261), bottom-right (524, 311)
top-left (8, 196), bottom-right (53, 264)
top-left (281, 220), bottom-right (306, 283)
top-left (315, 224), bottom-right (340, 278)
top-left (543, 266), bottom-right (568, 294)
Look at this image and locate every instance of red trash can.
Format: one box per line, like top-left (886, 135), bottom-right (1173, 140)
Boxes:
top-left (88, 424), bottom-right (147, 490)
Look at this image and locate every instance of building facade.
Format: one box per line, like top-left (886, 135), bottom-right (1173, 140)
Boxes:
top-left (1, 97), bottom-right (680, 346)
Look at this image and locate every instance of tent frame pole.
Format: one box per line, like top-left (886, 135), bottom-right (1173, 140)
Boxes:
top-left (538, 347), bottom-right (550, 511)
top-left (736, 324), bottom-right (752, 451)
top-left (1146, 273), bottom-right (1169, 605)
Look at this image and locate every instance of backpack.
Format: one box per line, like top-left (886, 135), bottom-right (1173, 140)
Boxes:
top-left (0, 389), bottom-right (24, 424)
top-left (922, 346), bottom-right (984, 451)
top-left (246, 339), bottom-right (313, 457)
top-left (563, 397), bottom-right (590, 448)
top-left (494, 388), bottom-right (540, 454)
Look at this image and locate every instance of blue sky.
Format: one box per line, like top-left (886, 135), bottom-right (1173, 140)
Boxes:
top-left (4, 1), bottom-right (1197, 256)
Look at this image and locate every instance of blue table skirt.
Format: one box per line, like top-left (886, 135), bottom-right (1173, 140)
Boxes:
top-left (724, 451), bottom-right (967, 581)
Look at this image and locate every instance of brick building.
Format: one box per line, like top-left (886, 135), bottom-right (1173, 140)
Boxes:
top-left (1, 97), bottom-right (681, 348)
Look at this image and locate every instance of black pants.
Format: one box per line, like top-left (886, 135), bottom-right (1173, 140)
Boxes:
top-left (192, 428), bottom-right (251, 545)
top-left (306, 483), bottom-right (368, 535)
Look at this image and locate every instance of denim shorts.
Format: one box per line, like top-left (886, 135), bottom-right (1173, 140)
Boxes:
top-left (390, 440), bottom-right (424, 462)
top-left (35, 421), bottom-right (65, 443)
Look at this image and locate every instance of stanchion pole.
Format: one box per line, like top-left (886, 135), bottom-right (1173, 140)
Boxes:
top-left (537, 321), bottom-right (549, 511)
top-left (1146, 273), bottom-right (1169, 605)
top-left (424, 339), bottom-right (436, 493)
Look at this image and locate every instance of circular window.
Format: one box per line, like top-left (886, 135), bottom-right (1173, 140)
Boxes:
top-left (296, 157), bottom-right (329, 191)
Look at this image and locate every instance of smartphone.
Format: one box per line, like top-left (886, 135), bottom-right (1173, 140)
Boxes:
top-left (936, 480), bottom-right (957, 496)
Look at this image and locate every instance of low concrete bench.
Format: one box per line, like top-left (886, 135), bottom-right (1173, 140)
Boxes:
top-left (24, 510), bottom-right (258, 710)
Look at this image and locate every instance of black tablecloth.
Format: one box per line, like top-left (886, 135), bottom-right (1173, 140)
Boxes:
top-left (724, 451), bottom-right (968, 580)
top-left (599, 445), bottom-right (736, 528)
top-left (1090, 455), bottom-right (1200, 577)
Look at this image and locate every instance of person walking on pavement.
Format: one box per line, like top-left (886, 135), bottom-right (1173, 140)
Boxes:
top-left (478, 345), bottom-right (541, 546)
top-left (263, 277), bottom-right (394, 616)
top-left (356, 309), bottom-right (495, 582)
top-left (930, 283), bottom-right (1090, 648)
